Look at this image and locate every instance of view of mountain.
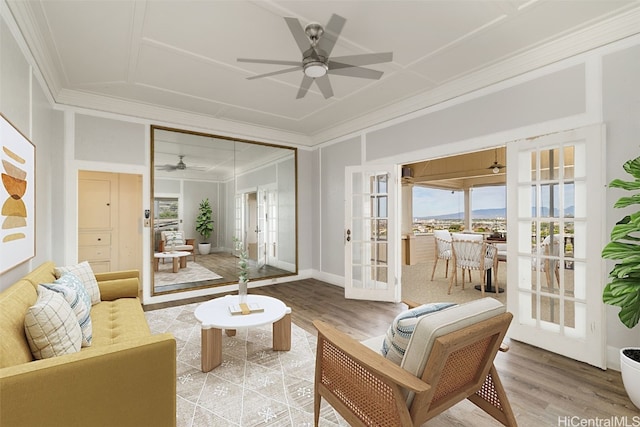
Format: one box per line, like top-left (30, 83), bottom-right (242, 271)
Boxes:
top-left (417, 206), bottom-right (575, 220)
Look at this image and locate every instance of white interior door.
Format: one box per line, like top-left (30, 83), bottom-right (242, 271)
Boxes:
top-left (506, 125), bottom-right (606, 368)
top-left (345, 165), bottom-right (399, 302)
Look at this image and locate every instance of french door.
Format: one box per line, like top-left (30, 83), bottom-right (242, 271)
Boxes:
top-left (344, 165), bottom-right (399, 302)
top-left (506, 125), bottom-right (606, 368)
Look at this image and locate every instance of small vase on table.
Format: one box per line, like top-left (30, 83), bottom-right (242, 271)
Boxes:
top-left (238, 279), bottom-right (248, 305)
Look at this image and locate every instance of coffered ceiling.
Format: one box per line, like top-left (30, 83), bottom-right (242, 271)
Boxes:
top-left (7, 0), bottom-right (640, 147)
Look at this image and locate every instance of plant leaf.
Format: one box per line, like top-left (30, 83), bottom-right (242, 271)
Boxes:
top-left (614, 194), bottom-right (640, 209)
top-left (623, 157), bottom-right (640, 180)
top-left (604, 280), bottom-right (640, 328)
top-left (609, 179), bottom-right (640, 191)
top-left (602, 241), bottom-right (640, 259)
top-left (610, 223), bottom-right (640, 241)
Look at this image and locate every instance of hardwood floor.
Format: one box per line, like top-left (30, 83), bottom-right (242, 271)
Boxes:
top-left (145, 278), bottom-right (639, 426)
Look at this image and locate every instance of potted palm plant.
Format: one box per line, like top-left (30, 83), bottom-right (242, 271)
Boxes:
top-left (602, 155), bottom-right (640, 409)
top-left (195, 198), bottom-right (214, 255)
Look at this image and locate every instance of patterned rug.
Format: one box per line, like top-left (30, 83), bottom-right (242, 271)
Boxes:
top-left (145, 303), bottom-right (347, 427)
top-left (154, 261), bottom-right (223, 288)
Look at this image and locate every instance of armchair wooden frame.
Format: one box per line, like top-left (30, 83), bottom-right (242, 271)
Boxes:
top-left (313, 302), bottom-right (516, 427)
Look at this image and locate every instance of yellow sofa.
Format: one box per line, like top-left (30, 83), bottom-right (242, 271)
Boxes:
top-left (0, 262), bottom-right (176, 427)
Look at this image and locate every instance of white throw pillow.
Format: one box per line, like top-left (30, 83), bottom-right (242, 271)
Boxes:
top-left (24, 286), bottom-right (82, 359)
top-left (164, 231), bottom-right (185, 246)
top-left (41, 273), bottom-right (93, 347)
top-left (55, 261), bottom-right (101, 305)
top-left (382, 302), bottom-right (456, 365)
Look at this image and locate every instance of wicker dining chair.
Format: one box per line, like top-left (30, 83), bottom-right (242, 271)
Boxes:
top-left (449, 239), bottom-right (498, 297)
top-left (430, 230), bottom-right (452, 281)
top-left (313, 298), bottom-right (517, 427)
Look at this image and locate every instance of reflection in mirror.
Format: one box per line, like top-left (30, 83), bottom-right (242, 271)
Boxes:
top-left (151, 126), bottom-right (297, 296)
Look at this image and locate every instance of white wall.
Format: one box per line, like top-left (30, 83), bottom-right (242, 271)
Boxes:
top-left (602, 43), bottom-right (640, 351)
top-left (0, 10), bottom-right (64, 289)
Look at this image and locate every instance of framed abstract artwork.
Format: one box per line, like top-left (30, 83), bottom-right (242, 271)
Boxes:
top-left (1, 113), bottom-right (35, 273)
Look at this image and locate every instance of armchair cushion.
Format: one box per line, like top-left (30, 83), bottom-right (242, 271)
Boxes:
top-left (382, 302), bottom-right (456, 364)
top-left (402, 297), bottom-right (505, 378)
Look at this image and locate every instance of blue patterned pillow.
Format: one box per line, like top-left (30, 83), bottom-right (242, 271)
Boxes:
top-left (42, 273), bottom-right (93, 347)
top-left (382, 302), bottom-right (456, 365)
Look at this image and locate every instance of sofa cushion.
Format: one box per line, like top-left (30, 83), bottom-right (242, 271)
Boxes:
top-left (55, 261), bottom-right (101, 305)
top-left (90, 298), bottom-right (150, 346)
top-left (382, 302), bottom-right (456, 364)
top-left (0, 280), bottom-right (38, 368)
top-left (41, 273), bottom-right (93, 347)
top-left (24, 286), bottom-right (82, 359)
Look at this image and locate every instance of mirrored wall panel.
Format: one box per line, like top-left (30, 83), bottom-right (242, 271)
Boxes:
top-left (151, 126), bottom-right (297, 296)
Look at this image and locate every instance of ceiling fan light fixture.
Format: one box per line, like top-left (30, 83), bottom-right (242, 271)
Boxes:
top-left (303, 61), bottom-right (328, 78)
top-left (493, 165), bottom-right (500, 174)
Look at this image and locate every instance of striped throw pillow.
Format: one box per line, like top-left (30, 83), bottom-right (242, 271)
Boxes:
top-left (382, 302), bottom-right (456, 365)
top-left (42, 273), bottom-right (93, 347)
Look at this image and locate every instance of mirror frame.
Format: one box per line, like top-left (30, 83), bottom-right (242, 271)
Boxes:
top-left (150, 125), bottom-right (298, 296)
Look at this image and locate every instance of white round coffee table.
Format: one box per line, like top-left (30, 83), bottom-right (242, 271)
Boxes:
top-left (194, 294), bottom-right (292, 372)
top-left (153, 251), bottom-right (191, 273)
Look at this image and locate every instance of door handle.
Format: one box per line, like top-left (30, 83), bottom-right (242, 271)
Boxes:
top-left (346, 229), bottom-right (351, 242)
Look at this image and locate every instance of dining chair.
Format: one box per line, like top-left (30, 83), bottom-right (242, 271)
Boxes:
top-left (449, 239), bottom-right (498, 297)
top-left (532, 237), bottom-right (561, 288)
top-left (430, 230), bottom-right (452, 281)
top-left (494, 243), bottom-right (508, 288)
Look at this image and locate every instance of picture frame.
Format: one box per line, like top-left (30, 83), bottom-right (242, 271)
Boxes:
top-left (1, 113), bottom-right (36, 273)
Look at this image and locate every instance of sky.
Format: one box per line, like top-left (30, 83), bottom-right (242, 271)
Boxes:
top-left (413, 186), bottom-right (506, 217)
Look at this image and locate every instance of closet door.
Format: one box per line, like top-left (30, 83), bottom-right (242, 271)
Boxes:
top-left (78, 171), bottom-right (117, 273)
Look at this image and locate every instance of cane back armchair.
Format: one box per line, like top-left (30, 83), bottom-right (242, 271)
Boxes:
top-left (313, 298), bottom-right (517, 426)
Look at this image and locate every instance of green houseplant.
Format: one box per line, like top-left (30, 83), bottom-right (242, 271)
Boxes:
top-left (195, 198), bottom-right (214, 255)
top-left (601, 155), bottom-right (640, 409)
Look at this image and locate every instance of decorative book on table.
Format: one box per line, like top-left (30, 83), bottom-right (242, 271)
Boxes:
top-left (229, 303), bottom-right (264, 315)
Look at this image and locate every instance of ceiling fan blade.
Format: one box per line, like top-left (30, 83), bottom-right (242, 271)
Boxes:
top-left (247, 66), bottom-right (301, 80)
top-left (330, 52), bottom-right (393, 67)
top-left (296, 75), bottom-right (314, 99)
top-left (315, 75), bottom-right (334, 99)
top-left (237, 58), bottom-right (301, 66)
top-left (317, 14), bottom-right (346, 56)
top-left (329, 65), bottom-right (384, 80)
top-left (284, 17), bottom-right (311, 54)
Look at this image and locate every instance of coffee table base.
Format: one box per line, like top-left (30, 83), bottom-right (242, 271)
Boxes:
top-left (200, 312), bottom-right (292, 372)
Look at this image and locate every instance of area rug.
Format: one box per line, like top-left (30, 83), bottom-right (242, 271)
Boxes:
top-left (154, 261), bottom-right (223, 288)
top-left (145, 303), bottom-right (347, 427)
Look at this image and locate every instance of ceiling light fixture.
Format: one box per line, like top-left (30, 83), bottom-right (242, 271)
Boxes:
top-left (488, 148), bottom-right (505, 174)
top-left (303, 61), bottom-right (328, 78)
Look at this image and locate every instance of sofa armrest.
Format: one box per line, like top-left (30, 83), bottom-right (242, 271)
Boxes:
top-left (95, 270), bottom-right (139, 300)
top-left (0, 333), bottom-right (176, 427)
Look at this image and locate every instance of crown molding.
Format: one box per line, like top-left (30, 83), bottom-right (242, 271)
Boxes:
top-left (7, 1), bottom-right (640, 148)
top-left (310, 5), bottom-right (640, 145)
top-left (5, 0), bottom-right (63, 96)
top-left (55, 88), bottom-right (313, 147)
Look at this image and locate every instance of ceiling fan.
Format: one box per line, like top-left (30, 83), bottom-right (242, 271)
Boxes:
top-left (237, 14), bottom-right (393, 99)
top-left (488, 149), bottom-right (506, 174)
top-left (155, 155), bottom-right (205, 172)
